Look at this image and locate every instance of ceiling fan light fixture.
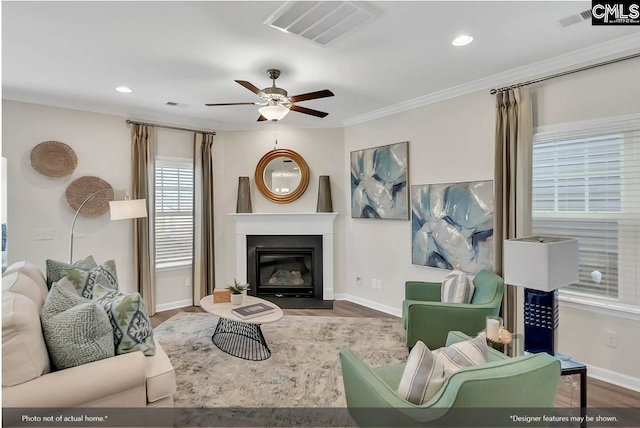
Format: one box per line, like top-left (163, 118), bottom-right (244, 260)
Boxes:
top-left (259, 104), bottom-right (290, 121)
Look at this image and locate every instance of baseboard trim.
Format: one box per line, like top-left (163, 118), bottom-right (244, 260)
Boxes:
top-left (156, 299), bottom-right (193, 313)
top-left (587, 364), bottom-right (640, 393)
top-left (334, 293), bottom-right (402, 318)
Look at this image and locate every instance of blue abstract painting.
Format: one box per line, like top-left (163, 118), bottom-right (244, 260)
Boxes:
top-left (351, 141), bottom-right (408, 219)
top-left (411, 180), bottom-right (494, 274)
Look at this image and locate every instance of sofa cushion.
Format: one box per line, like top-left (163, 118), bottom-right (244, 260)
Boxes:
top-left (397, 340), bottom-right (445, 405)
top-left (3, 261), bottom-right (48, 303)
top-left (441, 268), bottom-right (474, 303)
top-left (93, 284), bottom-right (155, 356)
top-left (145, 339), bottom-right (176, 403)
top-left (41, 282), bottom-right (114, 370)
top-left (45, 255), bottom-right (97, 289)
top-left (433, 334), bottom-right (488, 378)
top-left (63, 260), bottom-right (119, 299)
top-left (2, 271), bottom-right (48, 312)
top-left (2, 290), bottom-right (51, 386)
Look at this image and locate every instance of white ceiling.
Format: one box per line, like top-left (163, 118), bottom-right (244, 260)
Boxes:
top-left (3, 1), bottom-right (639, 131)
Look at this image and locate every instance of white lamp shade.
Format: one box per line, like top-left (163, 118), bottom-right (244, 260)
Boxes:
top-left (258, 104), bottom-right (290, 121)
top-left (109, 199), bottom-right (147, 221)
top-left (503, 236), bottom-right (579, 292)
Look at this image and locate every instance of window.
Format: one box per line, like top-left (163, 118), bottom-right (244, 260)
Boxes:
top-left (532, 126), bottom-right (639, 305)
top-left (155, 157), bottom-right (194, 269)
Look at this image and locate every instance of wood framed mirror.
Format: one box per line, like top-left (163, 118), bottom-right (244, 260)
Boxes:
top-left (255, 149), bottom-right (309, 203)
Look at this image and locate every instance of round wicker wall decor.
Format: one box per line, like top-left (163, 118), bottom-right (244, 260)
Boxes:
top-left (30, 141), bottom-right (78, 178)
top-left (65, 176), bottom-right (114, 217)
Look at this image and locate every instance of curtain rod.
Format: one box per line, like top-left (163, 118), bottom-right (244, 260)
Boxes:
top-left (489, 52), bottom-right (640, 95)
top-left (126, 119), bottom-right (216, 135)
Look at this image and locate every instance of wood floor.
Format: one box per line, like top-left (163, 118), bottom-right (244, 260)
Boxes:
top-left (151, 301), bottom-right (640, 408)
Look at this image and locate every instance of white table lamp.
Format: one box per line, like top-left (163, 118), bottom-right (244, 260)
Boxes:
top-left (503, 236), bottom-right (579, 355)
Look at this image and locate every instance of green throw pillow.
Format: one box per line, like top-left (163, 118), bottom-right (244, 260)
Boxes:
top-left (41, 281), bottom-right (115, 371)
top-left (46, 255), bottom-right (97, 289)
top-left (63, 260), bottom-right (119, 299)
top-left (93, 284), bottom-right (156, 356)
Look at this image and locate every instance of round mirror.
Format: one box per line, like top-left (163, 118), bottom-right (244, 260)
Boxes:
top-left (255, 149), bottom-right (309, 203)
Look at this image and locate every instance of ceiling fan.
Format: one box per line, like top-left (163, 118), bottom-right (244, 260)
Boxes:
top-left (205, 69), bottom-right (334, 122)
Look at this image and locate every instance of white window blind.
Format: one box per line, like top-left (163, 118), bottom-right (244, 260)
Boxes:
top-left (532, 130), bottom-right (639, 305)
top-left (155, 158), bottom-right (194, 268)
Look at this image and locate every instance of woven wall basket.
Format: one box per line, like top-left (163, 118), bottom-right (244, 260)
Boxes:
top-left (30, 141), bottom-right (78, 178)
top-left (65, 176), bottom-right (114, 217)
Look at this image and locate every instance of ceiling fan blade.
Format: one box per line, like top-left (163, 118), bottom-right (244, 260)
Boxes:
top-left (289, 89), bottom-right (334, 103)
top-left (257, 115), bottom-right (267, 122)
top-left (290, 104), bottom-right (329, 118)
top-left (205, 102), bottom-right (257, 106)
top-left (235, 80), bottom-right (266, 98)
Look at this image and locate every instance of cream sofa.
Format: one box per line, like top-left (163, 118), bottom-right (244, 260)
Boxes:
top-left (2, 261), bottom-right (176, 407)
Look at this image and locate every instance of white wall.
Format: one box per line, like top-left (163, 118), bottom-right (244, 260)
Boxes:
top-left (213, 128), bottom-right (346, 292)
top-left (2, 100), bottom-right (136, 292)
top-left (343, 90), bottom-right (495, 314)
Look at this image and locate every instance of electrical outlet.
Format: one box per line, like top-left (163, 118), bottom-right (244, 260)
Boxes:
top-left (355, 276), bottom-right (362, 286)
top-left (184, 277), bottom-right (192, 288)
top-left (371, 279), bottom-right (377, 289)
top-left (605, 331), bottom-right (618, 348)
top-left (378, 279), bottom-right (383, 290)
top-left (33, 228), bottom-right (55, 241)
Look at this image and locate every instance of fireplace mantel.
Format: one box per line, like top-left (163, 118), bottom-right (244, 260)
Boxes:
top-left (229, 212), bottom-right (337, 300)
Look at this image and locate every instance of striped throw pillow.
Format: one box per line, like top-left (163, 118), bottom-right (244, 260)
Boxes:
top-left (441, 268), bottom-right (474, 303)
top-left (433, 334), bottom-right (488, 377)
top-left (397, 341), bottom-right (446, 405)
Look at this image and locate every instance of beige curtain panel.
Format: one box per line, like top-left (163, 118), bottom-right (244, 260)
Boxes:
top-left (131, 124), bottom-right (157, 316)
top-left (493, 87), bottom-right (533, 343)
top-left (193, 133), bottom-right (216, 305)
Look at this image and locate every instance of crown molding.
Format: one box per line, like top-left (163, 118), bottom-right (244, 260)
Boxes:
top-left (343, 33), bottom-right (640, 128)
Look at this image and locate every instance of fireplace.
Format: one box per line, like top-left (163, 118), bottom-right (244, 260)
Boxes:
top-left (247, 235), bottom-right (329, 308)
top-left (230, 212), bottom-right (337, 308)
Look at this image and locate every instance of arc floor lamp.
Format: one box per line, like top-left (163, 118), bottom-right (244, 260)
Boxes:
top-left (69, 189), bottom-right (147, 263)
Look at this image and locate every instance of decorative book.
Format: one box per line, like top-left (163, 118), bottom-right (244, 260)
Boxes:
top-left (231, 303), bottom-right (275, 320)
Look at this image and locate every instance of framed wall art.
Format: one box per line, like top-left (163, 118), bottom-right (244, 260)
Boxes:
top-left (351, 141), bottom-right (408, 220)
top-left (411, 180), bottom-right (494, 274)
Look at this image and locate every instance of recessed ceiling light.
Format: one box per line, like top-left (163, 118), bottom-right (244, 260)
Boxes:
top-left (452, 35), bottom-right (473, 47)
top-left (115, 86), bottom-right (133, 93)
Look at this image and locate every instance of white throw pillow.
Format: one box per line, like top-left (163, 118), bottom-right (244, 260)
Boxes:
top-left (2, 291), bottom-right (51, 386)
top-left (441, 268), bottom-right (474, 303)
top-left (2, 271), bottom-right (48, 312)
top-left (397, 341), bottom-right (446, 405)
top-left (433, 334), bottom-right (488, 378)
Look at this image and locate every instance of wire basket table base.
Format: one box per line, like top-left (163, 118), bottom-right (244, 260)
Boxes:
top-left (211, 317), bottom-right (272, 361)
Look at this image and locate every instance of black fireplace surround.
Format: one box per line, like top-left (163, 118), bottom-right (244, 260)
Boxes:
top-left (247, 235), bottom-right (326, 308)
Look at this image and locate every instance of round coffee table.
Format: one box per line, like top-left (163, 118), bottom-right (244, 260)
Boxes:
top-left (200, 295), bottom-right (283, 361)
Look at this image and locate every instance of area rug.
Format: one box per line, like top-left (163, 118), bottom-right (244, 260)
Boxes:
top-left (154, 312), bottom-right (407, 411)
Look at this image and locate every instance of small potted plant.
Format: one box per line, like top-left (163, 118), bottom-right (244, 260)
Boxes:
top-left (227, 280), bottom-right (249, 305)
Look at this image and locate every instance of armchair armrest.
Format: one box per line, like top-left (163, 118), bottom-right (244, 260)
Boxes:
top-left (3, 352), bottom-right (147, 407)
top-left (405, 281), bottom-right (441, 302)
top-left (405, 301), bottom-right (499, 349)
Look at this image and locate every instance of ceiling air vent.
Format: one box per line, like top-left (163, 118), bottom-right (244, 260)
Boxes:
top-left (166, 102), bottom-right (179, 106)
top-left (265, 1), bottom-right (375, 46)
top-left (559, 10), bottom-right (592, 27)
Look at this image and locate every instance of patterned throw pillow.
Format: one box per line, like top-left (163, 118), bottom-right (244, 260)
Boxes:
top-left (433, 334), bottom-right (488, 378)
top-left (59, 260), bottom-right (118, 299)
top-left (397, 341), bottom-right (446, 405)
top-left (93, 284), bottom-right (155, 356)
top-left (441, 268), bottom-right (475, 303)
top-left (45, 255), bottom-right (97, 289)
top-left (40, 281), bottom-right (115, 370)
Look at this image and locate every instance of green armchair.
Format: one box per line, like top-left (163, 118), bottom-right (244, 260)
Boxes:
top-left (403, 270), bottom-right (504, 349)
top-left (339, 331), bottom-right (561, 428)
